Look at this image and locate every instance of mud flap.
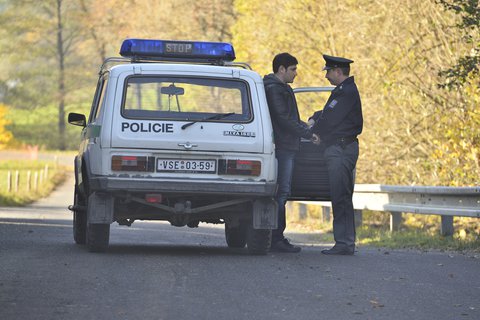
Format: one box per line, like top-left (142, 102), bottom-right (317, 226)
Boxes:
top-left (253, 198), bottom-right (278, 229)
top-left (87, 192), bottom-right (114, 224)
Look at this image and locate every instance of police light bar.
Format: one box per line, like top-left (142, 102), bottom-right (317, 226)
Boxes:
top-left (119, 39), bottom-right (236, 62)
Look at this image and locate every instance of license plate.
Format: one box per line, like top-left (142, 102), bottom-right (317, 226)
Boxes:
top-left (157, 159), bottom-right (216, 173)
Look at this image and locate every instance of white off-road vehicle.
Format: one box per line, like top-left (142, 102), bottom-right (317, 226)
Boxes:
top-left (68, 39), bottom-right (331, 255)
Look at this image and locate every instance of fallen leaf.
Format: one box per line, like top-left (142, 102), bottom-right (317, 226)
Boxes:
top-left (370, 300), bottom-right (385, 308)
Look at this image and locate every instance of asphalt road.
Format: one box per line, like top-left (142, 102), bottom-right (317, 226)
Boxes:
top-left (0, 175), bottom-right (479, 320)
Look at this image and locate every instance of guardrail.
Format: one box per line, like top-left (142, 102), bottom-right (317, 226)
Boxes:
top-left (300, 184), bottom-right (480, 236)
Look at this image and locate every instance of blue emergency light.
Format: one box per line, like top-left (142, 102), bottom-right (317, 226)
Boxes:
top-left (119, 39), bottom-right (236, 62)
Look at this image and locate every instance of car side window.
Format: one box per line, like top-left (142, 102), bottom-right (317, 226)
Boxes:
top-left (293, 87), bottom-right (333, 121)
top-left (88, 75), bottom-right (109, 124)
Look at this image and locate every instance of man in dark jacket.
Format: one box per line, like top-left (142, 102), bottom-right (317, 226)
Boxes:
top-left (310, 54), bottom-right (363, 255)
top-left (264, 52), bottom-right (319, 253)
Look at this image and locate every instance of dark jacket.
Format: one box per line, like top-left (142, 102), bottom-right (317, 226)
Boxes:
top-left (263, 74), bottom-right (312, 151)
top-left (311, 76), bottom-right (363, 143)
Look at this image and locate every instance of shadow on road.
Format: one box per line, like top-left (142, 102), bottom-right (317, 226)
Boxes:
top-left (0, 215), bottom-right (266, 257)
top-left (105, 243), bottom-right (249, 256)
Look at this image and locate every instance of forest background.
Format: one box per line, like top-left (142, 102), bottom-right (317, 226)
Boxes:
top-left (0, 0), bottom-right (478, 187)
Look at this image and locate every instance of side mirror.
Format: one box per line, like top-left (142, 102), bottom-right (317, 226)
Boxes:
top-left (68, 113), bottom-right (86, 127)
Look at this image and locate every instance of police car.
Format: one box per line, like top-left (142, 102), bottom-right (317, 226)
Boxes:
top-left (68, 39), bottom-right (331, 255)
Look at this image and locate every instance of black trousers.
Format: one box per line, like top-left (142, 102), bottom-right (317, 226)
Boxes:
top-left (324, 141), bottom-right (359, 249)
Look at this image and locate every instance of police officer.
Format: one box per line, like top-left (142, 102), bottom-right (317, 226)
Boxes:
top-left (310, 54), bottom-right (363, 255)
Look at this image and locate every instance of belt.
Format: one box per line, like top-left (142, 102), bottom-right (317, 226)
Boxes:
top-left (324, 136), bottom-right (358, 148)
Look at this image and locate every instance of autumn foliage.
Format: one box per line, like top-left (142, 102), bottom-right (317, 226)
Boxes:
top-left (0, 0), bottom-right (478, 186)
top-left (0, 104), bottom-right (13, 150)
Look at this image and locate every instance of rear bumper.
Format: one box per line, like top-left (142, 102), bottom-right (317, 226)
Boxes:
top-left (89, 176), bottom-right (277, 196)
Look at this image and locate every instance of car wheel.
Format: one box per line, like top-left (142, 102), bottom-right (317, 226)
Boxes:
top-left (246, 225), bottom-right (271, 255)
top-left (225, 222), bottom-right (247, 248)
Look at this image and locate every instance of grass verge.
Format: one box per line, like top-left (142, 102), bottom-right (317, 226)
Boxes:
top-left (0, 160), bottom-right (68, 206)
top-left (286, 203), bottom-right (480, 253)
top-left (357, 226), bottom-right (480, 252)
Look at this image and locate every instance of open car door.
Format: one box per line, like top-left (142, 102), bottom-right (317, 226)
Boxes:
top-left (289, 87), bottom-right (334, 201)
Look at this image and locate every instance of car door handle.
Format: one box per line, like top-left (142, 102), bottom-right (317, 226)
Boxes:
top-left (178, 142), bottom-right (198, 149)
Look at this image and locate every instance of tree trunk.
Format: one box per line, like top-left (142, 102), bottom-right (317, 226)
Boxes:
top-left (56, 0), bottom-right (66, 150)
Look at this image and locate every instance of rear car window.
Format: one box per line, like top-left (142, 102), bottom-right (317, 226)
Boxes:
top-left (122, 76), bottom-right (252, 122)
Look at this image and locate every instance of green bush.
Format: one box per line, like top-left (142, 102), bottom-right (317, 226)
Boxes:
top-left (6, 104), bottom-right (89, 150)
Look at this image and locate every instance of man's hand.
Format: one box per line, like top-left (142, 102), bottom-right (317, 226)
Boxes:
top-left (311, 133), bottom-right (321, 145)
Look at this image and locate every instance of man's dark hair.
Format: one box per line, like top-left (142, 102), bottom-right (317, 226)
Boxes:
top-left (339, 67), bottom-right (350, 76)
top-left (273, 52), bottom-right (298, 73)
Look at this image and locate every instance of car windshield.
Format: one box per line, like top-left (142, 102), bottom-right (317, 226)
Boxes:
top-left (122, 76), bottom-right (251, 122)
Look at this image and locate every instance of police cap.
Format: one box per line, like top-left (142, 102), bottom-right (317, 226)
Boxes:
top-left (322, 54), bottom-right (354, 70)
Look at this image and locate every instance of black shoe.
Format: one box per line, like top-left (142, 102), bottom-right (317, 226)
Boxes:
top-left (321, 246), bottom-right (354, 255)
top-left (270, 238), bottom-right (301, 253)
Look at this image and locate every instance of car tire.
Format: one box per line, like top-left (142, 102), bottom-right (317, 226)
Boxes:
top-left (246, 225), bottom-right (271, 255)
top-left (225, 223), bottom-right (247, 248)
top-left (87, 223), bottom-right (110, 253)
top-left (73, 187), bottom-right (87, 245)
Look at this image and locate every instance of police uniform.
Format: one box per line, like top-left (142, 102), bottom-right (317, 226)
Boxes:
top-left (311, 54), bottom-right (363, 255)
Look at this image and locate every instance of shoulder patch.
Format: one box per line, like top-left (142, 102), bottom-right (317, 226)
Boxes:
top-left (327, 99), bottom-right (338, 109)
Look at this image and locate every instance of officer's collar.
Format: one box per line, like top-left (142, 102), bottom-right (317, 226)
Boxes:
top-left (339, 76), bottom-right (354, 86)
top-left (335, 76), bottom-right (354, 91)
